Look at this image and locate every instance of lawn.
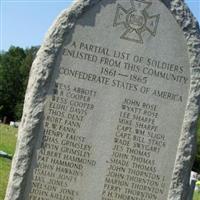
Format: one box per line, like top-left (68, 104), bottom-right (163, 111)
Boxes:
top-left (193, 191), bottom-right (200, 200)
top-left (0, 124), bottom-right (17, 200)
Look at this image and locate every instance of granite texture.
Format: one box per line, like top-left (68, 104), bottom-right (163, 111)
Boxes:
top-left (4, 0), bottom-right (200, 200)
top-left (5, 1), bottom-right (100, 199)
top-left (161, 1), bottom-right (200, 199)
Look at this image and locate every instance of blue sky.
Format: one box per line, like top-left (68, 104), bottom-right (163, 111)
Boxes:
top-left (1, 0), bottom-right (200, 51)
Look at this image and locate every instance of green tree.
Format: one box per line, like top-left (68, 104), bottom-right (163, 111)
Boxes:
top-left (0, 47), bottom-right (26, 121)
top-left (14, 47), bottom-right (38, 119)
top-left (0, 46), bottom-right (38, 121)
top-left (193, 118), bottom-right (200, 173)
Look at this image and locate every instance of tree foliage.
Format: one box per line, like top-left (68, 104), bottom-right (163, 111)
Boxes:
top-left (0, 46), bottom-right (38, 121)
top-left (193, 118), bottom-right (200, 173)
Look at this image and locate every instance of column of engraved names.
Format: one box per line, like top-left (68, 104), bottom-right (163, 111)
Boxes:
top-left (102, 98), bottom-right (166, 200)
top-left (29, 82), bottom-right (97, 200)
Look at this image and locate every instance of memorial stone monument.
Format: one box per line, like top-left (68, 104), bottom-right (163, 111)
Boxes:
top-left (5, 0), bottom-right (200, 200)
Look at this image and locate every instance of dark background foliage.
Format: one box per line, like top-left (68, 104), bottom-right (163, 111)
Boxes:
top-left (0, 46), bottom-right (39, 121)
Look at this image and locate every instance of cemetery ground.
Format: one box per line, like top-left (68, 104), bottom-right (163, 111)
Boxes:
top-left (0, 124), bottom-right (17, 200)
top-left (0, 123), bottom-right (200, 200)
top-left (193, 191), bottom-right (200, 200)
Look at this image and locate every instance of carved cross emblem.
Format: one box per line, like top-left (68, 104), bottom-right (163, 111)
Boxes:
top-left (113, 0), bottom-right (160, 44)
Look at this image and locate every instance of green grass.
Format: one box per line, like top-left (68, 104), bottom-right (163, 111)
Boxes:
top-left (193, 191), bottom-right (200, 200)
top-left (0, 158), bottom-right (12, 200)
top-left (0, 124), bottom-right (17, 200)
top-left (0, 124), bottom-right (17, 154)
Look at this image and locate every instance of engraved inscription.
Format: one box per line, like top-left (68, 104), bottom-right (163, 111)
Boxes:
top-left (24, 1), bottom-right (190, 200)
top-left (27, 38), bottom-right (189, 199)
top-left (102, 99), bottom-right (166, 200)
top-left (29, 84), bottom-right (97, 200)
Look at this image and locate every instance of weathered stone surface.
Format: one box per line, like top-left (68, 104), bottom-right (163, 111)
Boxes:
top-left (5, 0), bottom-right (200, 200)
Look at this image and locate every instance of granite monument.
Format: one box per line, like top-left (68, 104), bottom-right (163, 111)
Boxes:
top-left (5, 0), bottom-right (200, 200)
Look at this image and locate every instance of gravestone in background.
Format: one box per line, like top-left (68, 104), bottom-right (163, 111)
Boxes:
top-left (5, 0), bottom-right (200, 200)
